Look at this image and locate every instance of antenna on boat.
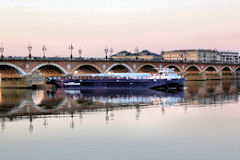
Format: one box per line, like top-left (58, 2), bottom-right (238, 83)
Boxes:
top-left (134, 46), bottom-right (139, 53)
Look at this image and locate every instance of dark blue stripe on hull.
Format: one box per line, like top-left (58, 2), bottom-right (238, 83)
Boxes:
top-left (55, 78), bottom-right (185, 90)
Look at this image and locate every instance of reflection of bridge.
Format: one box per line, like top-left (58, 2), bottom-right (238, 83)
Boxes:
top-left (1, 58), bottom-right (240, 81)
top-left (0, 80), bottom-right (239, 118)
top-left (184, 80), bottom-right (239, 106)
top-left (0, 80), bottom-right (240, 133)
top-left (0, 89), bottom-right (182, 117)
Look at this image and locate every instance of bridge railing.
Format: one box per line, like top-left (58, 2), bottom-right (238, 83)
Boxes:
top-left (0, 56), bottom-right (240, 65)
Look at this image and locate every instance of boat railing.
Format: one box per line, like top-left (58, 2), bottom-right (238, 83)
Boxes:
top-left (50, 72), bottom-right (169, 80)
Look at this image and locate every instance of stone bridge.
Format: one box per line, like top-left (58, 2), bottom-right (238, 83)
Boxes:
top-left (0, 58), bottom-right (240, 82)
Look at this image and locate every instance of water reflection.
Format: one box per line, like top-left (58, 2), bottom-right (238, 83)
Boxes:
top-left (184, 80), bottom-right (240, 106)
top-left (0, 80), bottom-right (239, 133)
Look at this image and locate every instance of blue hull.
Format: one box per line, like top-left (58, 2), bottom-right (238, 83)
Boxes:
top-left (50, 78), bottom-right (185, 90)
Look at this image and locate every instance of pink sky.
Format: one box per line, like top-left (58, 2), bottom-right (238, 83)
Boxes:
top-left (0, 0), bottom-right (240, 57)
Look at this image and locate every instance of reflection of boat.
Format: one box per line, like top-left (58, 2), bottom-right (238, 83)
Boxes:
top-left (64, 88), bottom-right (184, 107)
top-left (47, 68), bottom-right (184, 90)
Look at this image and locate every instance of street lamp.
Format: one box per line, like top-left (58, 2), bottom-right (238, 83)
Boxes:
top-left (109, 48), bottom-right (113, 57)
top-left (0, 44), bottom-right (4, 58)
top-left (104, 46), bottom-right (108, 59)
top-left (28, 42), bottom-right (32, 59)
top-left (42, 45), bottom-right (47, 59)
top-left (69, 44), bottom-right (74, 59)
top-left (78, 46), bottom-right (82, 58)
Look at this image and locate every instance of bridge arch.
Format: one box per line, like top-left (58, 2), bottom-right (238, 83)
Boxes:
top-left (105, 63), bottom-right (133, 73)
top-left (204, 66), bottom-right (221, 80)
top-left (136, 64), bottom-right (158, 73)
top-left (235, 67), bottom-right (240, 72)
top-left (185, 65), bottom-right (201, 72)
top-left (221, 66), bottom-right (233, 72)
top-left (221, 66), bottom-right (234, 79)
top-left (165, 64), bottom-right (182, 72)
top-left (235, 67), bottom-right (240, 77)
top-left (71, 64), bottom-right (102, 75)
top-left (30, 63), bottom-right (68, 76)
top-left (204, 66), bottom-right (218, 72)
top-left (0, 62), bottom-right (26, 76)
top-left (184, 65), bottom-right (201, 80)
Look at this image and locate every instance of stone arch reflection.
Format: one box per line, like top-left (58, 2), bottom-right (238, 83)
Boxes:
top-left (0, 89), bottom-right (27, 115)
top-left (32, 90), bottom-right (67, 112)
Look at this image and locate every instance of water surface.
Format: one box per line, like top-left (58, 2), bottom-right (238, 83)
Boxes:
top-left (0, 80), bottom-right (240, 160)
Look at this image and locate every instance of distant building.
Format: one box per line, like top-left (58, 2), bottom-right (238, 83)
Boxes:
top-left (162, 49), bottom-right (239, 63)
top-left (111, 50), bottom-right (161, 60)
top-left (220, 51), bottom-right (239, 63)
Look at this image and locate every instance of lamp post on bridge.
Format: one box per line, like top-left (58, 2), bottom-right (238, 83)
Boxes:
top-left (0, 44), bottom-right (4, 58)
top-left (28, 42), bottom-right (32, 59)
top-left (109, 48), bottom-right (113, 57)
top-left (42, 45), bottom-right (47, 59)
top-left (69, 44), bottom-right (74, 59)
top-left (78, 46), bottom-right (82, 58)
top-left (104, 46), bottom-right (108, 60)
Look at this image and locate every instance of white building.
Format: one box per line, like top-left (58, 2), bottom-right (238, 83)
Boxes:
top-left (162, 49), bottom-right (239, 63)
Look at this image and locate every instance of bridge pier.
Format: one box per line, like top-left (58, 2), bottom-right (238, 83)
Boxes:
top-left (235, 72), bottom-right (240, 79)
top-left (217, 71), bottom-right (222, 80)
top-left (233, 71), bottom-right (237, 79)
top-left (0, 75), bottom-right (32, 88)
top-left (180, 72), bottom-right (186, 79)
top-left (201, 72), bottom-right (206, 81)
top-left (184, 72), bottom-right (206, 81)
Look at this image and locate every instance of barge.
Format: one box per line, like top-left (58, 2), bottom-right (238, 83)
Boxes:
top-left (46, 68), bottom-right (185, 90)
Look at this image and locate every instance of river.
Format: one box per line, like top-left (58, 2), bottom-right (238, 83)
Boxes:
top-left (0, 80), bottom-right (240, 160)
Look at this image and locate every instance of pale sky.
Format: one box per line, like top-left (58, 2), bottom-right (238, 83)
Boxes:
top-left (0, 0), bottom-right (240, 57)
